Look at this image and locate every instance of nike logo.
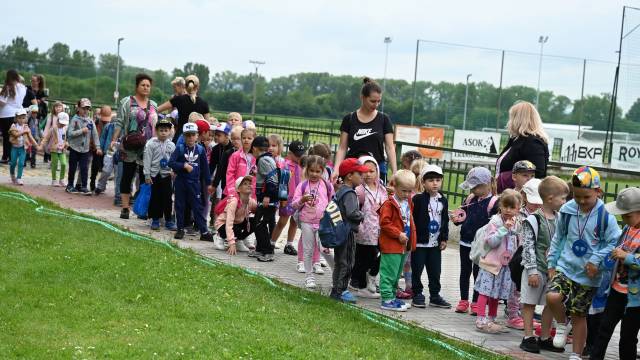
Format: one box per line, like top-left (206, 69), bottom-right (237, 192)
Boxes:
top-left (353, 128), bottom-right (377, 141)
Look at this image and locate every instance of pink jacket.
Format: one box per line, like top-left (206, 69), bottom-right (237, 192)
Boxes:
top-left (292, 179), bottom-right (333, 227)
top-left (480, 214), bottom-right (523, 275)
top-left (214, 196), bottom-right (257, 244)
top-left (355, 182), bottom-right (388, 246)
top-left (225, 149), bottom-right (256, 196)
top-left (283, 157), bottom-right (302, 201)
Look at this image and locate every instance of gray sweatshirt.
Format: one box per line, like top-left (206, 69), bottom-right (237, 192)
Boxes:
top-left (67, 114), bottom-right (100, 153)
top-left (143, 137), bottom-right (176, 180)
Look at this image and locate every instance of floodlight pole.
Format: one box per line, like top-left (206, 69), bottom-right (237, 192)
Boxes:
top-left (410, 40), bottom-right (420, 126)
top-left (249, 60), bottom-right (265, 121)
top-left (114, 37), bottom-right (124, 107)
top-left (381, 37), bottom-right (392, 114)
top-left (463, 74), bottom-right (472, 130)
top-left (535, 35), bottom-right (548, 108)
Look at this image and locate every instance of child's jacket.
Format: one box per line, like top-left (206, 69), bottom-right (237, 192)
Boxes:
top-left (378, 197), bottom-right (417, 254)
top-left (169, 143), bottom-right (211, 184)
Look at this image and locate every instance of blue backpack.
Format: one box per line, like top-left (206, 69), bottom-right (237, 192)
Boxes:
top-left (319, 187), bottom-right (354, 248)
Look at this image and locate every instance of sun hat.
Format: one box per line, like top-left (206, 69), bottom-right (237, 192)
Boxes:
top-left (522, 178), bottom-right (543, 205)
top-left (459, 167), bottom-right (492, 191)
top-left (57, 112), bottom-right (69, 125)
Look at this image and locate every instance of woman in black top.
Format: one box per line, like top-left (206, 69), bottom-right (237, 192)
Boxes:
top-left (333, 77), bottom-right (397, 183)
top-left (157, 74), bottom-right (210, 142)
top-left (496, 101), bottom-right (549, 193)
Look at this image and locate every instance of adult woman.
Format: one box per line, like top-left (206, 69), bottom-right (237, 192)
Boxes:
top-left (0, 70), bottom-right (30, 164)
top-left (111, 73), bottom-right (158, 219)
top-left (29, 74), bottom-right (48, 120)
top-left (495, 101), bottom-right (549, 193)
top-left (333, 77), bottom-right (397, 183)
top-left (171, 77), bottom-right (187, 96)
top-left (157, 74), bottom-right (209, 142)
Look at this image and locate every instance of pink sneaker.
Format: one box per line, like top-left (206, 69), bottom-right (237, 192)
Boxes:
top-left (396, 289), bottom-right (413, 299)
top-left (455, 300), bottom-right (469, 313)
top-left (469, 302), bottom-right (478, 316)
top-left (506, 316), bottom-right (525, 330)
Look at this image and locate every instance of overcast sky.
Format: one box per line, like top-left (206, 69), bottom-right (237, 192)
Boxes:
top-left (2, 0), bottom-right (636, 103)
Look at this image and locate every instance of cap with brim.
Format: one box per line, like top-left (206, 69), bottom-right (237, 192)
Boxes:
top-left (421, 164), bottom-right (444, 179)
top-left (289, 141), bottom-right (305, 157)
top-left (79, 98), bottom-right (92, 108)
top-left (15, 108), bottom-right (27, 116)
top-left (522, 178), bottom-right (543, 205)
top-left (183, 123), bottom-right (198, 134)
top-left (214, 123), bottom-right (231, 135)
top-left (195, 119), bottom-right (210, 134)
top-left (252, 136), bottom-right (270, 149)
top-left (235, 175), bottom-right (253, 191)
top-left (57, 113), bottom-right (69, 125)
top-left (605, 187), bottom-right (640, 215)
top-left (155, 119), bottom-right (173, 129)
top-left (459, 167), bottom-right (492, 191)
top-left (339, 158), bottom-right (370, 177)
top-left (512, 160), bottom-right (536, 173)
top-left (573, 166), bottom-right (601, 189)
top-left (28, 104), bottom-right (39, 113)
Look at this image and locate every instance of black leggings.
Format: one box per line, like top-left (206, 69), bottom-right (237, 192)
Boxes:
top-left (459, 245), bottom-right (479, 302)
top-left (1, 117), bottom-right (12, 161)
top-left (120, 161), bottom-right (144, 195)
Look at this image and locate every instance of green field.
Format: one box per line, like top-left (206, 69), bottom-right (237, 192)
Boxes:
top-left (0, 187), bottom-right (503, 360)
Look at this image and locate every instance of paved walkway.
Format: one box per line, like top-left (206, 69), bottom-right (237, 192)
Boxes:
top-left (0, 165), bottom-right (621, 359)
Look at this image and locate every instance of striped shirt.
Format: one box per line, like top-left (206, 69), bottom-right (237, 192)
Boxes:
top-left (612, 227), bottom-right (640, 294)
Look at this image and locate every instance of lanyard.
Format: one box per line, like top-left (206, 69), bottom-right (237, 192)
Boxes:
top-left (244, 152), bottom-right (253, 176)
top-left (576, 207), bottom-right (595, 241)
top-left (428, 196), bottom-right (440, 220)
top-left (364, 183), bottom-right (382, 207)
top-left (394, 195), bottom-right (410, 225)
top-left (621, 228), bottom-right (640, 251)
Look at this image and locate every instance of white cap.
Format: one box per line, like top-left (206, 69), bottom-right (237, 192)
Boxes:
top-left (183, 122), bottom-right (198, 134)
top-left (420, 164), bottom-right (443, 179)
top-left (28, 104), bottom-right (39, 113)
top-left (57, 112), bottom-right (69, 125)
top-left (522, 178), bottom-right (543, 205)
top-left (15, 108), bottom-right (27, 116)
top-left (235, 175), bottom-right (253, 191)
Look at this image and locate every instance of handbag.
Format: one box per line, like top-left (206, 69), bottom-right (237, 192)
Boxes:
top-left (122, 97), bottom-right (150, 151)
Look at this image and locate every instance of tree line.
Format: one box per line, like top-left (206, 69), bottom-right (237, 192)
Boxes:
top-left (1, 37), bottom-right (636, 132)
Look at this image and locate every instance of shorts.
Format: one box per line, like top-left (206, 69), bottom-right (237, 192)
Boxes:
top-left (279, 204), bottom-right (295, 217)
top-left (520, 271), bottom-right (548, 305)
top-left (548, 272), bottom-right (596, 316)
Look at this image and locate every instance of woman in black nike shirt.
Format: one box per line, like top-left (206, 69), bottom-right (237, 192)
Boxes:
top-left (333, 77), bottom-right (396, 183)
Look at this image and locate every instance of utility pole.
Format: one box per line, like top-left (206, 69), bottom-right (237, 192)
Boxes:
top-left (535, 35), bottom-right (549, 108)
top-left (249, 60), bottom-right (265, 120)
top-left (114, 37), bottom-right (124, 107)
top-left (463, 74), bottom-right (472, 130)
top-left (381, 37), bottom-right (392, 114)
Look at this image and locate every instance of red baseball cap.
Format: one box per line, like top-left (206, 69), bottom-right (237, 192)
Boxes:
top-left (195, 119), bottom-right (210, 134)
top-left (339, 158), bottom-right (370, 177)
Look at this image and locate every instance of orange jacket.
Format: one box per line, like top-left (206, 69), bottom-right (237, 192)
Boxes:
top-left (378, 197), bottom-right (417, 254)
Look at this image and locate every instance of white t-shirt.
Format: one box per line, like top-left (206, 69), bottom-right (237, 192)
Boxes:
top-left (0, 83), bottom-right (27, 118)
top-left (417, 194), bottom-right (443, 248)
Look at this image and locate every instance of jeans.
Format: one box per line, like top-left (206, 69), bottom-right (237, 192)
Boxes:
top-left (411, 246), bottom-right (443, 298)
top-left (50, 152), bottom-right (67, 181)
top-left (67, 149), bottom-right (90, 189)
top-left (329, 232), bottom-right (356, 297)
top-left (9, 146), bottom-right (26, 178)
top-left (90, 153), bottom-right (104, 189)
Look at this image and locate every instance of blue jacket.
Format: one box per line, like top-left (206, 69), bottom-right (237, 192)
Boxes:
top-left (412, 191), bottom-right (449, 245)
top-left (457, 195), bottom-right (499, 244)
top-left (169, 143), bottom-right (211, 185)
top-left (99, 123), bottom-right (115, 152)
top-left (547, 199), bottom-right (621, 288)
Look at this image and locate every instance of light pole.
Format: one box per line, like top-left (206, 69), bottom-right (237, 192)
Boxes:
top-left (463, 73), bottom-right (472, 130)
top-left (381, 37), bottom-right (392, 114)
top-left (535, 35), bottom-right (549, 108)
top-left (249, 60), bottom-right (265, 120)
top-left (114, 37), bottom-right (124, 106)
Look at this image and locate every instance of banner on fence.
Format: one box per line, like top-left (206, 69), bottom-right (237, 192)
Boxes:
top-left (394, 126), bottom-right (444, 159)
top-left (451, 130), bottom-right (500, 162)
top-left (560, 140), bottom-right (604, 166)
top-left (612, 143), bottom-right (640, 171)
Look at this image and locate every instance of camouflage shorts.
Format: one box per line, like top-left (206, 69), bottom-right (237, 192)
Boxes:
top-left (548, 272), bottom-right (596, 316)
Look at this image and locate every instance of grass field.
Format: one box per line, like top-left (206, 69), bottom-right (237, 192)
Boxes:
top-left (0, 187), bottom-right (503, 360)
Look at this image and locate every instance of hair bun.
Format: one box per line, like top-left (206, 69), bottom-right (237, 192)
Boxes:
top-left (363, 77), bottom-right (372, 85)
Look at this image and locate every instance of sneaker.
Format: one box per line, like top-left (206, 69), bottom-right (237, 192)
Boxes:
top-left (476, 321), bottom-right (504, 334)
top-left (66, 185), bottom-right (78, 194)
top-left (396, 289), bottom-right (413, 299)
top-left (200, 232), bottom-right (214, 242)
top-left (538, 337), bottom-right (565, 353)
top-left (52, 180), bottom-right (57, 187)
top-left (174, 229), bottom-right (185, 240)
top-left (519, 337), bottom-right (540, 353)
top-left (340, 290), bottom-right (357, 304)
top-left (397, 299), bottom-right (411, 310)
top-left (366, 273), bottom-right (377, 293)
top-left (283, 244), bottom-right (298, 256)
top-left (80, 187), bottom-right (92, 195)
top-left (16, 178), bottom-right (24, 186)
top-left (320, 258), bottom-right (328, 267)
top-left (455, 300), bottom-right (469, 313)
top-left (553, 322), bottom-right (572, 349)
top-left (296, 262), bottom-right (305, 273)
top-left (305, 277), bottom-right (316, 289)
top-left (58, 180), bottom-right (66, 187)
top-left (94, 188), bottom-right (103, 195)
top-left (165, 221), bottom-right (177, 231)
top-left (355, 288), bottom-right (381, 299)
top-left (235, 240), bottom-right (250, 252)
top-left (213, 235), bottom-right (226, 250)
top-left (470, 302), bottom-right (478, 316)
top-left (429, 296), bottom-right (452, 309)
top-left (381, 299), bottom-right (406, 312)
top-left (186, 226), bottom-right (198, 236)
top-left (151, 219), bottom-right (160, 230)
top-left (120, 208), bottom-right (130, 219)
top-left (274, 240), bottom-right (284, 250)
top-left (313, 263), bottom-right (324, 274)
top-left (412, 293), bottom-right (427, 308)
top-left (247, 250), bottom-right (262, 258)
top-left (568, 353), bottom-right (581, 360)
top-left (257, 253), bottom-right (274, 262)
top-left (506, 316), bottom-right (525, 330)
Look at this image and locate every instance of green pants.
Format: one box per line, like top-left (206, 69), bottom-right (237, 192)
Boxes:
top-left (379, 252), bottom-right (408, 302)
top-left (51, 152), bottom-right (67, 181)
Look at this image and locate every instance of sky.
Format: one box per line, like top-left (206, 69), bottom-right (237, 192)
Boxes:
top-left (1, 0), bottom-right (636, 103)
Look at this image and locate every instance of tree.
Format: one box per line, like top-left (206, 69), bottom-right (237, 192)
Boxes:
top-left (571, 94), bottom-right (621, 131)
top-left (625, 97), bottom-right (640, 123)
top-left (46, 42), bottom-right (71, 65)
top-left (0, 37), bottom-right (41, 63)
top-left (98, 53), bottom-right (124, 73)
top-left (173, 62), bottom-right (210, 89)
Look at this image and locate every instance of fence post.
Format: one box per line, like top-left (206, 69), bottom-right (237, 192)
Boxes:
top-left (395, 142), bottom-right (402, 171)
top-left (302, 131), bottom-right (310, 148)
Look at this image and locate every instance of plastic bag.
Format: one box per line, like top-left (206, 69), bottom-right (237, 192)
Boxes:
top-left (133, 183), bottom-right (152, 217)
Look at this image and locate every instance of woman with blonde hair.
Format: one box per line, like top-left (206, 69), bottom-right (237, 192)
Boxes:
top-left (496, 101), bottom-right (549, 193)
top-left (158, 74), bottom-right (210, 142)
top-left (171, 77), bottom-right (186, 96)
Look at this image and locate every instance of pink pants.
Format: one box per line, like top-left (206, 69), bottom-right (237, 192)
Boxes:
top-left (298, 232), bottom-right (320, 263)
top-left (477, 294), bottom-right (499, 318)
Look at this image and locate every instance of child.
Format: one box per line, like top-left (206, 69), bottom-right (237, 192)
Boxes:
top-left (328, 158), bottom-right (366, 303)
top-left (252, 136), bottom-right (279, 262)
top-left (519, 176), bottom-right (569, 353)
top-left (214, 176), bottom-right (258, 255)
top-left (379, 169), bottom-right (417, 311)
top-left (546, 166), bottom-right (622, 360)
top-left (212, 125), bottom-right (241, 200)
top-left (411, 164), bottom-right (451, 308)
top-left (227, 112), bottom-right (242, 127)
top-left (90, 106), bottom-right (113, 191)
top-left (272, 141), bottom-right (306, 255)
top-left (350, 155), bottom-right (386, 298)
top-left (308, 143), bottom-right (334, 181)
top-left (453, 167), bottom-right (499, 315)
top-left (195, 119), bottom-right (212, 220)
top-left (66, 98), bottom-right (102, 195)
top-left (401, 150), bottom-right (423, 171)
top-left (224, 128), bottom-right (256, 197)
top-left (143, 118), bottom-right (177, 231)
top-left (511, 160), bottom-right (536, 192)
top-left (27, 104), bottom-right (41, 168)
top-left (292, 155), bottom-right (334, 288)
top-left (38, 112), bottom-right (69, 187)
top-left (409, 159), bottom-right (429, 194)
top-left (209, 123), bottom-right (234, 222)
top-left (475, 189), bottom-right (523, 333)
top-left (40, 101), bottom-right (65, 166)
top-left (590, 187), bottom-right (640, 360)
top-left (521, 178), bottom-right (543, 216)
top-left (168, 123), bottom-right (213, 241)
top-left (268, 134), bottom-right (285, 167)
top-left (94, 108), bottom-right (117, 195)
top-left (8, 108), bottom-right (37, 185)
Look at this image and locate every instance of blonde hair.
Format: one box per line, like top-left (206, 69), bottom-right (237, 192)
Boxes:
top-left (499, 189), bottom-right (523, 209)
top-left (230, 125), bottom-right (243, 139)
top-left (268, 134), bottom-right (284, 155)
top-left (188, 112), bottom-right (204, 123)
top-left (507, 101), bottom-right (549, 144)
top-left (241, 128), bottom-right (257, 138)
top-left (393, 169), bottom-right (416, 189)
top-left (185, 74), bottom-right (200, 103)
top-left (538, 176), bottom-right (570, 200)
top-left (228, 112), bottom-right (243, 123)
top-left (171, 77), bottom-right (186, 87)
top-left (410, 159), bottom-right (429, 192)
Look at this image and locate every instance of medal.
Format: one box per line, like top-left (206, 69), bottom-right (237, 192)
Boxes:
top-left (603, 253), bottom-right (616, 269)
top-left (428, 197), bottom-right (440, 234)
top-left (572, 239), bottom-right (589, 257)
top-left (429, 220), bottom-right (440, 234)
top-left (160, 158), bottom-right (168, 168)
top-left (404, 224), bottom-right (411, 238)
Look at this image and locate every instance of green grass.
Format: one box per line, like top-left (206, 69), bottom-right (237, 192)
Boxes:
top-left (0, 187), bottom-right (503, 360)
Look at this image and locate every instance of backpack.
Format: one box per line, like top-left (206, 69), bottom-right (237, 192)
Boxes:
top-left (469, 223), bottom-right (492, 265)
top-left (292, 179), bottom-right (333, 228)
top-left (214, 196), bottom-right (230, 216)
top-left (319, 187), bottom-right (355, 248)
top-left (261, 157), bottom-right (291, 202)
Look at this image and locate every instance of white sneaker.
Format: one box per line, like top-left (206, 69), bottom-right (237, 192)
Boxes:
top-left (244, 233), bottom-right (256, 248)
top-left (305, 277), bottom-right (316, 289)
top-left (366, 274), bottom-right (377, 293)
top-left (16, 179), bottom-right (24, 186)
top-left (553, 322), bottom-right (572, 348)
top-left (58, 180), bottom-right (66, 187)
top-left (296, 262), bottom-right (305, 273)
top-left (213, 235), bottom-right (226, 250)
top-left (568, 353), bottom-right (581, 360)
top-left (52, 180), bottom-right (58, 187)
top-left (313, 263), bottom-right (324, 274)
top-left (235, 239), bottom-right (250, 252)
top-left (356, 288), bottom-right (380, 299)
top-left (320, 258), bottom-right (328, 267)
